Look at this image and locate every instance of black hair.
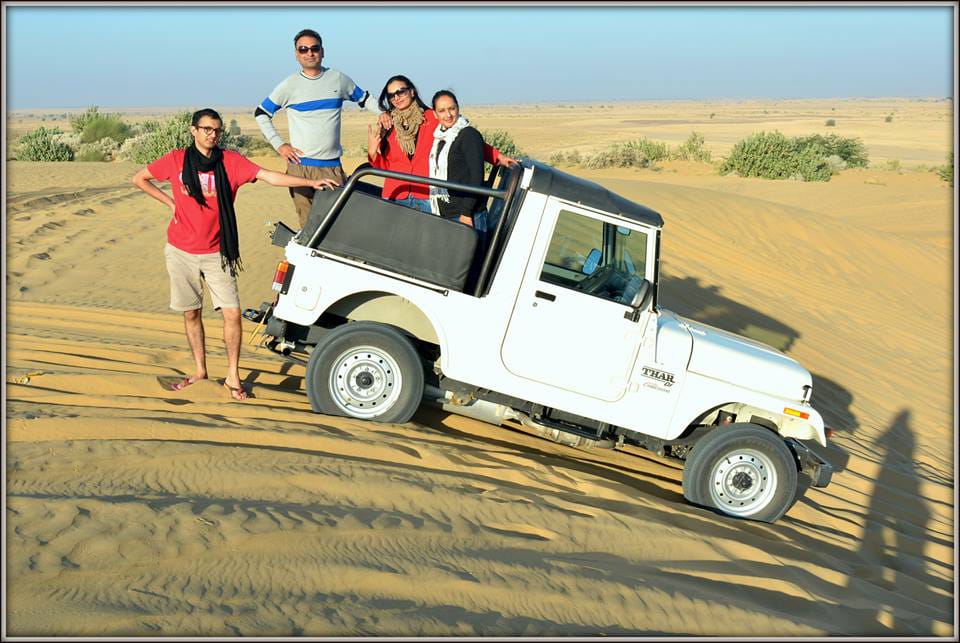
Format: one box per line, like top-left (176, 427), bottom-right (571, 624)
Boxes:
top-left (378, 74), bottom-right (429, 112)
top-left (431, 90), bottom-right (459, 110)
top-left (191, 108), bottom-right (222, 126)
top-left (294, 29), bottom-right (322, 46)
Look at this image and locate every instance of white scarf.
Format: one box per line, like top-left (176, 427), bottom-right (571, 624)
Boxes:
top-left (428, 115), bottom-right (470, 215)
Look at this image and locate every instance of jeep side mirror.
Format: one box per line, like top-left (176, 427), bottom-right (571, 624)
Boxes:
top-left (583, 248), bottom-right (601, 275)
top-left (623, 279), bottom-right (652, 322)
top-left (629, 279), bottom-right (651, 309)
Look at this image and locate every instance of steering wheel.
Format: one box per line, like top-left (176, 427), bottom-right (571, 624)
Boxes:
top-left (576, 264), bottom-right (618, 295)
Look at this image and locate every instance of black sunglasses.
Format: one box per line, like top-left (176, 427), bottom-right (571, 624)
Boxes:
top-left (387, 87), bottom-right (410, 99)
top-left (297, 45), bottom-right (321, 54)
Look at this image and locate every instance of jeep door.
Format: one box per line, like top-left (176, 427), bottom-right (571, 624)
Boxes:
top-left (500, 199), bottom-right (655, 402)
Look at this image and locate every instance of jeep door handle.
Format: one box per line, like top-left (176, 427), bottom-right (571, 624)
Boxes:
top-left (534, 290), bottom-right (556, 302)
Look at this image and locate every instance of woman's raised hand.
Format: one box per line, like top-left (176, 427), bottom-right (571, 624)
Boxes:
top-left (367, 124), bottom-right (384, 159)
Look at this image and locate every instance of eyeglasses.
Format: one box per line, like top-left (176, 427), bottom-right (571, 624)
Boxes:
top-left (387, 87), bottom-right (410, 99)
top-left (195, 126), bottom-right (224, 136)
top-left (297, 45), bottom-right (322, 54)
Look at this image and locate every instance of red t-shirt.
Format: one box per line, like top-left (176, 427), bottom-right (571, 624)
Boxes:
top-left (369, 109), bottom-right (500, 200)
top-left (148, 148), bottom-right (261, 254)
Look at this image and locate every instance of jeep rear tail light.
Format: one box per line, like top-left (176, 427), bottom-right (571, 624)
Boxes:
top-left (272, 261), bottom-right (289, 292)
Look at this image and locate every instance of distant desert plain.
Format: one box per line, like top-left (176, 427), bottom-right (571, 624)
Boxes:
top-left (4, 97), bottom-right (956, 636)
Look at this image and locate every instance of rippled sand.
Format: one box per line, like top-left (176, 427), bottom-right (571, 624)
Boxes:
top-left (5, 98), bottom-right (955, 636)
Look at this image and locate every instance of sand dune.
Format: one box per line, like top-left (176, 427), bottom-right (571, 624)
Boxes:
top-left (4, 100), bottom-right (955, 636)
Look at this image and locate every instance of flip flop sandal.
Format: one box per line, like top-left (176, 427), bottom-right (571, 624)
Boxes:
top-left (223, 382), bottom-right (250, 401)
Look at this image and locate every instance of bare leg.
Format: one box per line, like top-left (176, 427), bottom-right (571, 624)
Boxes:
top-left (183, 308), bottom-right (208, 383)
top-left (221, 307), bottom-right (247, 399)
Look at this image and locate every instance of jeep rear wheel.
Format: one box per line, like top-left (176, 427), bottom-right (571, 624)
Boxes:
top-left (682, 423), bottom-right (798, 523)
top-left (306, 322), bottom-right (424, 424)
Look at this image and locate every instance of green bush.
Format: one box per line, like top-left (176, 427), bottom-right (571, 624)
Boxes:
top-left (795, 133), bottom-right (868, 168)
top-left (16, 127), bottom-right (74, 161)
top-left (584, 138), bottom-right (668, 169)
top-left (565, 150), bottom-right (582, 165)
top-left (719, 131), bottom-right (868, 182)
top-left (548, 152), bottom-right (566, 166)
top-left (71, 106), bottom-right (132, 144)
top-left (884, 114), bottom-right (894, 123)
top-left (117, 111), bottom-right (195, 163)
top-left (671, 132), bottom-right (712, 162)
top-left (938, 152), bottom-right (953, 186)
top-left (480, 129), bottom-right (524, 159)
top-left (884, 159), bottom-right (902, 173)
top-left (825, 119), bottom-right (836, 127)
top-left (117, 111), bottom-right (252, 164)
top-left (75, 138), bottom-right (120, 162)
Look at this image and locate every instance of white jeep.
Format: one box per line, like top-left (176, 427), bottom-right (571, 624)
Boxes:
top-left (246, 160), bottom-right (832, 523)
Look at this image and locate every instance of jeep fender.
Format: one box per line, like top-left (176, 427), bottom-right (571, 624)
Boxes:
top-left (668, 372), bottom-right (827, 446)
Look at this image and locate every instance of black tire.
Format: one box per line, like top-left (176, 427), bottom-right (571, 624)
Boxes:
top-left (305, 322), bottom-right (424, 424)
top-left (682, 423), bottom-right (798, 523)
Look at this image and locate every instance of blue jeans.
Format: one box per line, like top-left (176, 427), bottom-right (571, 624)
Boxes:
top-left (394, 195), bottom-right (432, 213)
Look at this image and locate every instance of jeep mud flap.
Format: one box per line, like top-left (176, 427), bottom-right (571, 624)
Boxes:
top-left (785, 437), bottom-right (833, 488)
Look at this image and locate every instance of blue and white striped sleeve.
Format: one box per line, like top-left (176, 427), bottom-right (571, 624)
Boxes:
top-left (255, 80), bottom-right (289, 151)
top-left (341, 73), bottom-right (373, 111)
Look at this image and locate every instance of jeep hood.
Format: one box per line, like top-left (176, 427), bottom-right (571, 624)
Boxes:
top-left (677, 316), bottom-right (811, 401)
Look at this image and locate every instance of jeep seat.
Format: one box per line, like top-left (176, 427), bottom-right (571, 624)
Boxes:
top-left (301, 183), bottom-right (479, 292)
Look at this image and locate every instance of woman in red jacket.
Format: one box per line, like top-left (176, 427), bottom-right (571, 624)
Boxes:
top-left (366, 75), bottom-right (515, 213)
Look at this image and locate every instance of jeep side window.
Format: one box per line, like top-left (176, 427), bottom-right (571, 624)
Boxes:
top-left (540, 209), bottom-right (649, 305)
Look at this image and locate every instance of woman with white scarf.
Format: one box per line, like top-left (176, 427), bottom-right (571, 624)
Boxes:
top-left (427, 90), bottom-right (485, 227)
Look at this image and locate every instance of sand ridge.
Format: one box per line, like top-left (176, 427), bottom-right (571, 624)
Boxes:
top-left (4, 98), bottom-right (955, 636)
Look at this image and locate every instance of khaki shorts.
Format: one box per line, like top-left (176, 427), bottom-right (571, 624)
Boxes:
top-left (286, 162), bottom-right (347, 229)
top-left (164, 243), bottom-right (240, 311)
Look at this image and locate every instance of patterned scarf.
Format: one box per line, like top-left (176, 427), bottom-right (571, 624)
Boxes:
top-left (391, 102), bottom-right (425, 157)
top-left (181, 144), bottom-right (242, 276)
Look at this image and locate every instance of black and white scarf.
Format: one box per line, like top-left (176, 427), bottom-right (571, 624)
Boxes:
top-left (428, 115), bottom-right (470, 215)
top-left (181, 144), bottom-right (242, 276)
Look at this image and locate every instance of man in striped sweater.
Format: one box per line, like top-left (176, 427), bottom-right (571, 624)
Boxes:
top-left (255, 29), bottom-right (375, 228)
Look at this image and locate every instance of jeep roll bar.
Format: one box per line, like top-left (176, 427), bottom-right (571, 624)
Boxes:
top-left (306, 163), bottom-right (524, 297)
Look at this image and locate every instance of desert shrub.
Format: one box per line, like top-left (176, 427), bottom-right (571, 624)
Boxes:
top-left (548, 152), bottom-right (566, 165)
top-left (884, 114), bottom-right (894, 123)
top-left (672, 132), bottom-right (712, 162)
top-left (884, 159), bottom-right (902, 173)
top-left (117, 111), bottom-right (195, 163)
top-left (481, 129), bottom-right (523, 159)
top-left (71, 106), bottom-right (133, 144)
top-left (566, 150), bottom-right (582, 165)
top-left (75, 138), bottom-right (120, 162)
top-left (719, 131), bottom-right (834, 181)
top-left (117, 111), bottom-right (266, 163)
top-left (15, 127), bottom-right (74, 161)
top-left (584, 138), bottom-right (669, 169)
top-left (937, 152), bottom-right (953, 186)
top-left (795, 133), bottom-right (869, 168)
top-left (825, 119), bottom-right (836, 127)
top-left (228, 119), bottom-right (241, 136)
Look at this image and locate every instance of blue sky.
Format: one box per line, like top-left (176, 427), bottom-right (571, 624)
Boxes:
top-left (4, 5), bottom-right (955, 109)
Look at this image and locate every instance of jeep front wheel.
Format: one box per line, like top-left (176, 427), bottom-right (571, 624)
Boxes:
top-left (682, 423), bottom-right (798, 523)
top-left (306, 322), bottom-right (424, 424)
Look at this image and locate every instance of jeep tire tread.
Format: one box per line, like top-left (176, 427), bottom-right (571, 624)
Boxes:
top-left (306, 322), bottom-right (424, 424)
top-left (682, 423), bottom-right (798, 523)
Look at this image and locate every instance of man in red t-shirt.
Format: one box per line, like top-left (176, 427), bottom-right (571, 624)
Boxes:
top-left (132, 108), bottom-right (338, 401)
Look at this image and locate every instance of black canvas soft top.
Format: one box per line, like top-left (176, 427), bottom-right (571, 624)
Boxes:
top-left (523, 160), bottom-right (664, 228)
